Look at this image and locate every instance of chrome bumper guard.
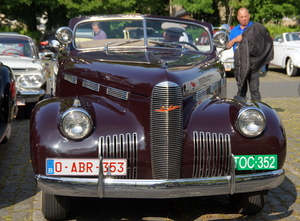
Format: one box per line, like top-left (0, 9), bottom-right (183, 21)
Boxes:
top-left (17, 89), bottom-right (45, 103)
top-left (36, 169), bottom-right (284, 198)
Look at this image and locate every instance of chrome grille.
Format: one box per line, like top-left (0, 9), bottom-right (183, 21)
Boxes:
top-left (209, 81), bottom-right (219, 94)
top-left (64, 73), bottom-right (77, 84)
top-left (82, 79), bottom-right (100, 91)
top-left (150, 81), bottom-right (183, 179)
top-left (107, 87), bottom-right (129, 100)
top-left (220, 78), bottom-right (226, 87)
top-left (194, 88), bottom-right (207, 101)
top-left (193, 132), bottom-right (231, 178)
top-left (99, 133), bottom-right (137, 179)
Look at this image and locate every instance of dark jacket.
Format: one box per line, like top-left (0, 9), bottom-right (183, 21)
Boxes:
top-left (234, 22), bottom-right (273, 87)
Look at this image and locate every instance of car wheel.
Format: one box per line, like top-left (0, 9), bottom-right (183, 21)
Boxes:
top-left (229, 190), bottom-right (268, 215)
top-left (42, 191), bottom-right (70, 220)
top-left (0, 124), bottom-right (11, 144)
top-left (286, 58), bottom-right (298, 76)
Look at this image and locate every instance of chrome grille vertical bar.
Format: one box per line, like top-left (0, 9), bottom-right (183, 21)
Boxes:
top-left (150, 81), bottom-right (183, 179)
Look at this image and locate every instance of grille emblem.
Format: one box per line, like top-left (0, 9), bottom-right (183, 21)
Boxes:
top-left (155, 105), bottom-right (181, 112)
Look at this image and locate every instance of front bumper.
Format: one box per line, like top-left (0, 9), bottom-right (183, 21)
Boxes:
top-left (17, 88), bottom-right (45, 104)
top-left (222, 60), bottom-right (234, 72)
top-left (36, 169), bottom-right (284, 198)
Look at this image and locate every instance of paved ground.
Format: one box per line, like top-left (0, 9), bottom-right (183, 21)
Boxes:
top-left (0, 69), bottom-right (300, 220)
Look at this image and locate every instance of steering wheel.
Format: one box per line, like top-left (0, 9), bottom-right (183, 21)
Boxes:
top-left (2, 49), bottom-right (23, 56)
top-left (174, 41), bottom-right (199, 51)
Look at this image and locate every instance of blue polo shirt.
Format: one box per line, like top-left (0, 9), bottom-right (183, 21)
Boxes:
top-left (230, 21), bottom-right (253, 51)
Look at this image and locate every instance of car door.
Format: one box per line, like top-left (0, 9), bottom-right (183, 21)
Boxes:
top-left (271, 34), bottom-right (285, 67)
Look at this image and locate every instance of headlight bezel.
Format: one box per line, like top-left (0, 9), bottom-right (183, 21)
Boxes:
top-left (15, 74), bottom-right (45, 88)
top-left (60, 108), bottom-right (93, 140)
top-left (236, 107), bottom-right (266, 138)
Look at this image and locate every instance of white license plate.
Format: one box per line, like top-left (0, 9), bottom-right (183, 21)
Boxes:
top-left (16, 98), bottom-right (25, 106)
top-left (224, 63), bottom-right (232, 71)
top-left (46, 158), bottom-right (127, 176)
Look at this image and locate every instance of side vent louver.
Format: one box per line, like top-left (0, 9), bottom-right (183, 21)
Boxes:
top-left (107, 87), bottom-right (129, 100)
top-left (82, 79), bottom-right (100, 92)
top-left (64, 73), bottom-right (77, 84)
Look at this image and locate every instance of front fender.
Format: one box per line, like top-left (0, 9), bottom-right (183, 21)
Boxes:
top-left (30, 95), bottom-right (150, 176)
top-left (182, 97), bottom-right (286, 177)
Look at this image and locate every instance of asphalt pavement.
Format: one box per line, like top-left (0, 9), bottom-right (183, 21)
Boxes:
top-left (0, 67), bottom-right (300, 221)
top-left (226, 67), bottom-right (300, 98)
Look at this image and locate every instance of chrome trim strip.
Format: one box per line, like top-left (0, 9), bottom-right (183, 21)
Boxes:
top-left (36, 169), bottom-right (284, 198)
top-left (97, 156), bottom-right (104, 198)
top-left (229, 154), bottom-right (235, 195)
top-left (17, 89), bottom-right (45, 96)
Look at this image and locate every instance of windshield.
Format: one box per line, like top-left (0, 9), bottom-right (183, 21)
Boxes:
top-left (74, 18), bottom-right (212, 52)
top-left (0, 36), bottom-right (34, 58)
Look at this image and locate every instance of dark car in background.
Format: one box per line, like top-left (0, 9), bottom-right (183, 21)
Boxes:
top-left (38, 31), bottom-right (56, 57)
top-left (0, 33), bottom-right (50, 118)
top-left (30, 14), bottom-right (286, 220)
top-left (0, 62), bottom-right (17, 143)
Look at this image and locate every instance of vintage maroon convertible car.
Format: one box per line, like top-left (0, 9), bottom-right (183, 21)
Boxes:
top-left (30, 14), bottom-right (286, 220)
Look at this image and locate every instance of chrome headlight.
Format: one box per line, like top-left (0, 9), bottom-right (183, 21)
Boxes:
top-left (16, 75), bottom-right (44, 88)
top-left (60, 108), bottom-right (93, 140)
top-left (56, 27), bottom-right (73, 45)
top-left (236, 107), bottom-right (266, 137)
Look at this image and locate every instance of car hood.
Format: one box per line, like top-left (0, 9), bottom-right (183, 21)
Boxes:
top-left (64, 50), bottom-right (220, 97)
top-left (0, 55), bottom-right (43, 70)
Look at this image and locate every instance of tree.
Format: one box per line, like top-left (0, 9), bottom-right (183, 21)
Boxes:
top-left (228, 0), bottom-right (300, 25)
top-left (1, 0), bottom-right (299, 38)
top-left (171, 0), bottom-right (221, 25)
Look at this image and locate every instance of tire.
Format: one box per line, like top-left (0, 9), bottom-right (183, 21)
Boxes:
top-left (229, 190), bottom-right (268, 215)
top-left (286, 58), bottom-right (298, 76)
top-left (42, 191), bottom-right (70, 220)
top-left (0, 124), bottom-right (11, 144)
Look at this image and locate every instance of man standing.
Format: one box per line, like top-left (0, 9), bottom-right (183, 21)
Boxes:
top-left (227, 8), bottom-right (273, 100)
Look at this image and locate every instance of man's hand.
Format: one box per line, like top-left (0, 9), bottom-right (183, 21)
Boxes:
top-left (227, 35), bottom-right (243, 48)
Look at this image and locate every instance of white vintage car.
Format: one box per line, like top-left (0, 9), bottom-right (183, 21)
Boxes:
top-left (218, 47), bottom-right (234, 72)
top-left (0, 33), bottom-right (50, 118)
top-left (270, 32), bottom-right (300, 76)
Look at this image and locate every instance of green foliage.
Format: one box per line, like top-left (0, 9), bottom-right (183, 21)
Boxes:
top-left (229, 0), bottom-right (300, 25)
top-left (19, 30), bottom-right (42, 43)
top-left (171, 0), bottom-right (214, 14)
top-left (0, 0), bottom-right (299, 39)
top-left (266, 24), bottom-right (300, 38)
top-left (171, 0), bottom-right (221, 26)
